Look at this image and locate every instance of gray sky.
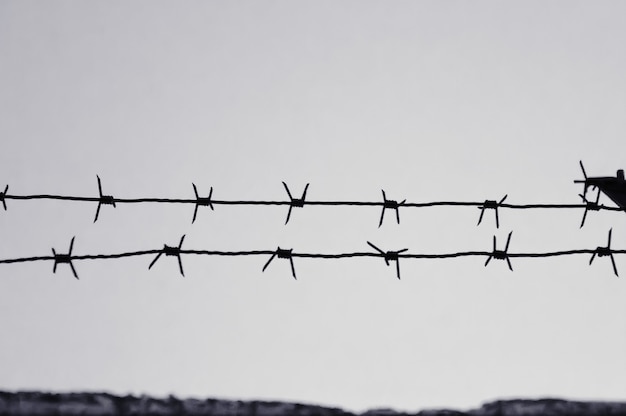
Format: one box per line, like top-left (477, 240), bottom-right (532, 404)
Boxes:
top-left (1, 1), bottom-right (625, 413)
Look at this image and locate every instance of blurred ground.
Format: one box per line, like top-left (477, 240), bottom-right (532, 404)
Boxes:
top-left (1, 391), bottom-right (625, 416)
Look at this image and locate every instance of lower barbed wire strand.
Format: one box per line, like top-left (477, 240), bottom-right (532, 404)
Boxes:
top-left (2, 248), bottom-right (625, 265)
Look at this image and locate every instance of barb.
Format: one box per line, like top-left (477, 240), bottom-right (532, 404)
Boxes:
top-left (484, 231), bottom-right (513, 271)
top-left (148, 235), bottom-right (186, 276)
top-left (477, 195), bottom-right (508, 228)
top-left (51, 236), bottom-right (79, 279)
top-left (367, 241), bottom-right (408, 279)
top-left (282, 182), bottom-right (309, 224)
top-left (94, 176), bottom-right (116, 223)
top-left (0, 184), bottom-right (7, 211)
top-left (2, 239), bottom-right (626, 278)
top-left (192, 183), bottom-right (214, 223)
top-left (579, 191), bottom-right (601, 228)
top-left (589, 229), bottom-right (619, 277)
top-left (379, 190), bottom-right (406, 227)
top-left (262, 247), bottom-right (297, 279)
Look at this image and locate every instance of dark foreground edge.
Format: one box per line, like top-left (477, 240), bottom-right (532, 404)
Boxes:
top-left (1, 391), bottom-right (625, 415)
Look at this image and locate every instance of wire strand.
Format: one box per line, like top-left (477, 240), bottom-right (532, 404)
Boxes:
top-left (1, 247), bottom-right (624, 266)
top-left (6, 194), bottom-right (622, 209)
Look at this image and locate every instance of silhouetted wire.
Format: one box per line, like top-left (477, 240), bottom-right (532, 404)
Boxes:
top-left (4, 195), bottom-right (625, 214)
top-left (8, 194), bottom-right (625, 208)
top-left (2, 248), bottom-right (625, 266)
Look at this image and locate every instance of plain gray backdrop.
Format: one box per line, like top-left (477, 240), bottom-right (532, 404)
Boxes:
top-left (1, 1), bottom-right (625, 413)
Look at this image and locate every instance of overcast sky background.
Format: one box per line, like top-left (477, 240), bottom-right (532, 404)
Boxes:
top-left (1, 1), bottom-right (626, 413)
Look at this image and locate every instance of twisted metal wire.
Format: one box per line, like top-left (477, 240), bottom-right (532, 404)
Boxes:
top-left (1, 179), bottom-right (624, 279)
top-left (1, 181), bottom-right (624, 227)
top-left (1, 239), bottom-right (622, 279)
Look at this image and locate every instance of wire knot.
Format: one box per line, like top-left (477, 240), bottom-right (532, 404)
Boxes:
top-left (484, 231), bottom-right (513, 271)
top-left (276, 248), bottom-right (293, 259)
top-left (477, 195), bottom-right (507, 228)
top-left (52, 236), bottom-right (78, 279)
top-left (192, 183), bottom-right (214, 223)
top-left (163, 245), bottom-right (180, 256)
top-left (379, 190), bottom-right (406, 227)
top-left (94, 176), bottom-right (116, 222)
top-left (282, 182), bottom-right (309, 224)
top-left (149, 235), bottom-right (186, 276)
top-left (367, 241), bottom-right (408, 279)
top-left (595, 247), bottom-right (612, 257)
top-left (578, 192), bottom-right (600, 228)
top-left (0, 184), bottom-right (8, 211)
top-left (589, 229), bottom-right (618, 277)
top-left (262, 246), bottom-right (297, 279)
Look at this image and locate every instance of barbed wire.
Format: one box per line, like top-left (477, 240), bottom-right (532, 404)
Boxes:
top-left (0, 179), bottom-right (623, 227)
top-left (1, 230), bottom-right (622, 280)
